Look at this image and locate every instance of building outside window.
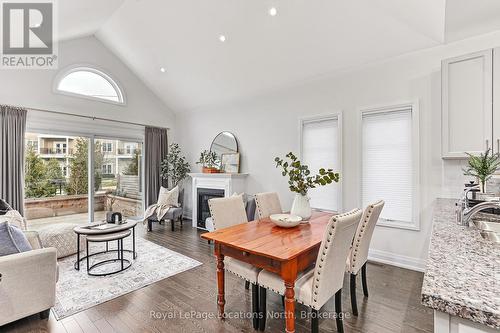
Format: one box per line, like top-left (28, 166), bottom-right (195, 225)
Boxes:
top-left (102, 142), bottom-right (113, 152)
top-left (102, 164), bottom-right (113, 174)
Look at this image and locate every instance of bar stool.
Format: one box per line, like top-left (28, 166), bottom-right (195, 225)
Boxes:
top-left (86, 230), bottom-right (132, 276)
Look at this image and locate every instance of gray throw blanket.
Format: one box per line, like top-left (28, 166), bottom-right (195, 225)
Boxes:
top-left (142, 203), bottom-right (178, 225)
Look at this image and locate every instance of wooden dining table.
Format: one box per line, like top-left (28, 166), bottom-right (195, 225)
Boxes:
top-left (201, 211), bottom-right (336, 333)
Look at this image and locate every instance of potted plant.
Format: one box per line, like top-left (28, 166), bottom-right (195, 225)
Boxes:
top-left (463, 148), bottom-right (500, 193)
top-left (196, 150), bottom-right (220, 173)
top-left (275, 152), bottom-right (339, 220)
top-left (161, 143), bottom-right (191, 188)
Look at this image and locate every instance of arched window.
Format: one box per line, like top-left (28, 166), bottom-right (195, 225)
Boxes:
top-left (55, 66), bottom-right (125, 104)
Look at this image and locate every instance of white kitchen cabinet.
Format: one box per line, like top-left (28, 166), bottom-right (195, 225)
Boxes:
top-left (434, 310), bottom-right (498, 333)
top-left (442, 49), bottom-right (493, 159)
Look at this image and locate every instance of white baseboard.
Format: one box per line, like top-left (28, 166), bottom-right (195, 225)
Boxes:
top-left (368, 248), bottom-right (426, 272)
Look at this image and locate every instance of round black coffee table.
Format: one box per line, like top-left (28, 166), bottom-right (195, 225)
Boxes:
top-left (73, 220), bottom-right (138, 273)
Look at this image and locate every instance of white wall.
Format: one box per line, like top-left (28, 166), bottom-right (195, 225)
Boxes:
top-left (0, 36), bottom-right (175, 132)
top-left (176, 30), bottom-right (500, 271)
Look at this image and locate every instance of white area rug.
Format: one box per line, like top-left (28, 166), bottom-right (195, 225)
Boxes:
top-left (53, 236), bottom-right (201, 320)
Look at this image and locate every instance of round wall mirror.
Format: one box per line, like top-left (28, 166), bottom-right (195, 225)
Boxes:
top-left (210, 132), bottom-right (238, 156)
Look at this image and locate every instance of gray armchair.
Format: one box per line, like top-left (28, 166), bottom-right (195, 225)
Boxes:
top-left (147, 188), bottom-right (184, 232)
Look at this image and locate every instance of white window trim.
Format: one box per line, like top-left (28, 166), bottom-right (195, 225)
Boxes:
top-left (53, 64), bottom-right (126, 106)
top-left (299, 112), bottom-right (343, 213)
top-left (358, 101), bottom-right (420, 231)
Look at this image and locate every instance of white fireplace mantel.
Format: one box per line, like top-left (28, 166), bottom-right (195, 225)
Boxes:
top-left (188, 173), bottom-right (248, 230)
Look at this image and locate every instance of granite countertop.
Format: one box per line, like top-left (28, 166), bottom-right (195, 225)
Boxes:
top-left (421, 198), bottom-right (500, 329)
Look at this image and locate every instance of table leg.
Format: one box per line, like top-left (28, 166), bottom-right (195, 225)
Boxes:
top-left (86, 240), bottom-right (89, 273)
top-left (215, 245), bottom-right (225, 319)
top-left (133, 226), bottom-right (136, 259)
top-left (76, 234), bottom-right (80, 271)
top-left (120, 239), bottom-right (124, 270)
top-left (281, 260), bottom-right (298, 333)
top-left (284, 281), bottom-right (296, 333)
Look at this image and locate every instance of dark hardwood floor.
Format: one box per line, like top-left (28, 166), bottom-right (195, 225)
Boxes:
top-left (2, 221), bottom-right (433, 333)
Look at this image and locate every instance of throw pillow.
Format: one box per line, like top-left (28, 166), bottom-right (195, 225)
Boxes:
top-left (0, 221), bottom-right (32, 256)
top-left (157, 186), bottom-right (179, 207)
top-left (0, 199), bottom-right (12, 215)
top-left (2, 210), bottom-right (26, 230)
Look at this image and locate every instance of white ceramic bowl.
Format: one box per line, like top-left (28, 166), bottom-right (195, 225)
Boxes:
top-left (270, 214), bottom-right (302, 228)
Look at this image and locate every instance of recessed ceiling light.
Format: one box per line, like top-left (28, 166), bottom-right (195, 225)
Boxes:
top-left (219, 35), bottom-right (226, 42)
top-left (269, 7), bottom-right (277, 16)
top-left (160, 67), bottom-right (166, 73)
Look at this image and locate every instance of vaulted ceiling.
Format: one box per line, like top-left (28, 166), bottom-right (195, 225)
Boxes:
top-left (57, 0), bottom-right (500, 113)
top-left (58, 0), bottom-right (124, 41)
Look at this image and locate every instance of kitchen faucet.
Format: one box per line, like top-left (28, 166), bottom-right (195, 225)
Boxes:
top-left (458, 200), bottom-right (500, 226)
top-left (456, 185), bottom-right (479, 225)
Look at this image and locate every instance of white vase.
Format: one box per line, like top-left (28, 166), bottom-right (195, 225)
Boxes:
top-left (290, 194), bottom-right (312, 220)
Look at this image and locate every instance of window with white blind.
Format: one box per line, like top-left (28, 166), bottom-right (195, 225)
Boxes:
top-left (361, 104), bottom-right (419, 230)
top-left (301, 115), bottom-right (341, 212)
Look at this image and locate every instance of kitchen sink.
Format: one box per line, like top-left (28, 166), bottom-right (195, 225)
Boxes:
top-left (471, 219), bottom-right (500, 243)
top-left (472, 220), bottom-right (500, 233)
top-left (480, 230), bottom-right (500, 244)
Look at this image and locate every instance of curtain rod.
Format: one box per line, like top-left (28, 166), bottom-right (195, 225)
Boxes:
top-left (1, 104), bottom-right (170, 130)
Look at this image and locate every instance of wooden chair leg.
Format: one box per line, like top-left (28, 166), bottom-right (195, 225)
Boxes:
top-left (350, 273), bottom-right (358, 316)
top-left (147, 219), bottom-right (152, 232)
top-left (361, 263), bottom-right (369, 297)
top-left (171, 219), bottom-right (175, 231)
top-left (335, 290), bottom-right (344, 333)
top-left (311, 308), bottom-right (319, 333)
top-left (258, 287), bottom-right (267, 331)
top-left (251, 283), bottom-right (259, 330)
top-left (245, 281), bottom-right (250, 290)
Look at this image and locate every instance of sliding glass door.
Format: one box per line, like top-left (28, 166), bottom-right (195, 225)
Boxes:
top-left (24, 133), bottom-right (143, 229)
top-left (24, 133), bottom-right (90, 228)
top-left (94, 138), bottom-right (143, 221)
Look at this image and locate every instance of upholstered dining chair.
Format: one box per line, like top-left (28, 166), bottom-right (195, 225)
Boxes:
top-left (346, 200), bottom-right (384, 316)
top-left (208, 195), bottom-right (262, 329)
top-left (254, 192), bottom-right (283, 219)
top-left (257, 209), bottom-right (362, 333)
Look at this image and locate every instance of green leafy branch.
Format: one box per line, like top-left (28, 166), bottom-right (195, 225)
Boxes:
top-left (274, 152), bottom-right (339, 196)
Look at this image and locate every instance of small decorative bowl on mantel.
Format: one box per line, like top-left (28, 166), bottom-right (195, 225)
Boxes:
top-left (270, 214), bottom-right (302, 228)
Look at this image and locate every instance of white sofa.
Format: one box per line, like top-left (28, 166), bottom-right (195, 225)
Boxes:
top-left (0, 230), bottom-right (58, 326)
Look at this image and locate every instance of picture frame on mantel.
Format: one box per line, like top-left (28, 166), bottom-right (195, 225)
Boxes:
top-left (221, 153), bottom-right (240, 173)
